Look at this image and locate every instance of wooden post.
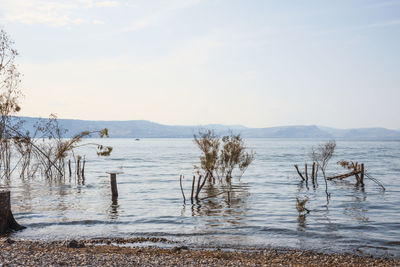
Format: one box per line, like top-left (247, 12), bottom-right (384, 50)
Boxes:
top-left (191, 175), bottom-right (196, 203)
top-left (311, 162), bottom-right (315, 185)
top-left (76, 157), bottom-right (81, 176)
top-left (360, 163), bottom-right (365, 185)
top-left (110, 173), bottom-right (118, 198)
top-left (81, 157), bottom-right (86, 183)
top-left (304, 163), bottom-right (308, 183)
top-left (0, 190), bottom-right (26, 234)
top-left (195, 175), bottom-right (202, 200)
top-left (68, 160), bottom-right (72, 177)
top-left (354, 162), bottom-right (361, 184)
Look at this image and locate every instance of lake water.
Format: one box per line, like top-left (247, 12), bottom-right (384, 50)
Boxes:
top-left (4, 138), bottom-right (400, 257)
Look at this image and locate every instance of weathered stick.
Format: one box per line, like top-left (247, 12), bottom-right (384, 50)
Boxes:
top-left (354, 162), bottom-right (361, 182)
top-left (360, 163), bottom-right (364, 185)
top-left (110, 173), bottom-right (118, 198)
top-left (294, 165), bottom-right (305, 181)
top-left (179, 175), bottom-right (186, 202)
top-left (191, 175), bottom-right (196, 203)
top-left (327, 171), bottom-right (361, 180)
top-left (195, 175), bottom-right (203, 200)
top-left (68, 160), bottom-right (72, 177)
top-left (81, 157), bottom-right (86, 179)
top-left (198, 173), bottom-right (209, 196)
top-left (305, 163), bottom-right (308, 182)
top-left (76, 157), bottom-right (81, 176)
top-left (0, 190), bottom-right (26, 234)
top-left (311, 162), bottom-right (315, 185)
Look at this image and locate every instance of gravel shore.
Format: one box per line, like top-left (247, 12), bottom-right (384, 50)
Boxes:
top-left (1, 237), bottom-right (399, 266)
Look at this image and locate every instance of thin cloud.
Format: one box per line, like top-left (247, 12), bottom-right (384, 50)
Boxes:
top-left (120, 19), bottom-right (150, 32)
top-left (365, 19), bottom-right (400, 28)
top-left (1, 0), bottom-right (120, 27)
top-left (118, 0), bottom-right (204, 33)
top-left (364, 0), bottom-right (400, 9)
top-left (92, 19), bottom-right (105, 25)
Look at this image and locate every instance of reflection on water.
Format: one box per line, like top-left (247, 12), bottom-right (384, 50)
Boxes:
top-left (182, 181), bottom-right (250, 229)
top-left (344, 189), bottom-right (369, 223)
top-left (108, 197), bottom-right (119, 220)
top-left (297, 214), bottom-right (307, 230)
top-left (2, 139), bottom-right (400, 258)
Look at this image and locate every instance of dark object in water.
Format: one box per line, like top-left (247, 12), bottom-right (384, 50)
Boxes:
top-left (135, 138), bottom-right (140, 141)
top-left (106, 172), bottom-right (123, 198)
top-left (0, 190), bottom-right (26, 234)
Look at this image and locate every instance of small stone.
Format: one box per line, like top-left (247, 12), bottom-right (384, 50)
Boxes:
top-left (67, 240), bottom-right (79, 248)
top-left (171, 246), bottom-right (189, 253)
top-left (6, 238), bottom-right (15, 244)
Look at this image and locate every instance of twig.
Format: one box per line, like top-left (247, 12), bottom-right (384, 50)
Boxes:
top-left (191, 175), bottom-right (195, 203)
top-left (179, 175), bottom-right (186, 202)
top-left (294, 165), bottom-right (305, 181)
top-left (327, 171), bottom-right (360, 180)
top-left (365, 172), bottom-right (386, 191)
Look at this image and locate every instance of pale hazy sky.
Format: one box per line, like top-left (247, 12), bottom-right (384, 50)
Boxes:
top-left (0, 0), bottom-right (399, 129)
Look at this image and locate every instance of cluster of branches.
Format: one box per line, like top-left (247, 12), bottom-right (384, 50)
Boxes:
top-left (180, 130), bottom-right (254, 203)
top-left (0, 29), bottom-right (112, 182)
top-left (193, 130), bottom-right (255, 182)
top-left (295, 140), bottom-right (386, 205)
top-left (335, 160), bottom-right (385, 190)
top-left (311, 140), bottom-right (336, 198)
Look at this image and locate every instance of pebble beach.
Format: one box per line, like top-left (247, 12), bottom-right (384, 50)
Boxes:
top-left (1, 237), bottom-right (399, 266)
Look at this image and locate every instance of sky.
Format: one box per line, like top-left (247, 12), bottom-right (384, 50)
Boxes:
top-left (0, 0), bottom-right (399, 129)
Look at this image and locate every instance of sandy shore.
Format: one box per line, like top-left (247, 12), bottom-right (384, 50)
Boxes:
top-left (1, 237), bottom-right (399, 266)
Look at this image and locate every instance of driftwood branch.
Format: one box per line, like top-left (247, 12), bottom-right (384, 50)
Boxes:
top-left (327, 171), bottom-right (361, 180)
top-left (191, 175), bottom-right (196, 203)
top-left (179, 175), bottom-right (186, 203)
top-left (294, 165), bottom-right (305, 181)
top-left (304, 164), bottom-right (308, 182)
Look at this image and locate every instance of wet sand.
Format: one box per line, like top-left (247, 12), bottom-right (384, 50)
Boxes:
top-left (1, 237), bottom-right (399, 266)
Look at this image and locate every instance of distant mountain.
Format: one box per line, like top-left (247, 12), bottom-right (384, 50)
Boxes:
top-left (241, 125), bottom-right (331, 138)
top-left (14, 117), bottom-right (400, 140)
top-left (317, 126), bottom-right (400, 140)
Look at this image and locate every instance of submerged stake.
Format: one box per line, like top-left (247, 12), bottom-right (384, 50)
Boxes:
top-left (106, 172), bottom-right (122, 198)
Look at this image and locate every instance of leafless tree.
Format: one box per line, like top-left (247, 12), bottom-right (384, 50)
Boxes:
top-left (311, 140), bottom-right (336, 198)
top-left (0, 29), bottom-right (22, 178)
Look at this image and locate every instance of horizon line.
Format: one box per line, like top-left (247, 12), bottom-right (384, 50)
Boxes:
top-left (15, 115), bottom-right (400, 131)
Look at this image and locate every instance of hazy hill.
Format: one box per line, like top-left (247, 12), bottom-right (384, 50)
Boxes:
top-left (15, 117), bottom-right (400, 140)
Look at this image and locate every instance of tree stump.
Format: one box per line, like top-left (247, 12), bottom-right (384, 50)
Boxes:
top-left (0, 190), bottom-right (25, 234)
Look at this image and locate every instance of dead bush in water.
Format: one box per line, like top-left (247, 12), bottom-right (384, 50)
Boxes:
top-left (0, 29), bottom-right (112, 182)
top-left (8, 114), bottom-right (112, 182)
top-left (329, 160), bottom-right (385, 190)
top-left (194, 130), bottom-right (254, 182)
top-left (180, 130), bottom-right (254, 203)
top-left (311, 140), bottom-right (336, 198)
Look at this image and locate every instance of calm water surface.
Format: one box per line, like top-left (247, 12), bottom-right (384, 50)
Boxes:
top-left (4, 139), bottom-right (400, 257)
